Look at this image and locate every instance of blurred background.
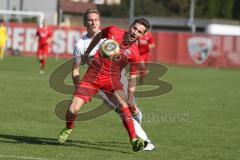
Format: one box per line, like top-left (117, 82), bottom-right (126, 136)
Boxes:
top-left (1, 0), bottom-right (240, 30)
top-left (1, 0), bottom-right (240, 68)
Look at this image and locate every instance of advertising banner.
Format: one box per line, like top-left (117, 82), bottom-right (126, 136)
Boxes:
top-left (151, 32), bottom-right (240, 68)
top-left (6, 23), bottom-right (240, 68)
top-left (6, 23), bottom-right (86, 58)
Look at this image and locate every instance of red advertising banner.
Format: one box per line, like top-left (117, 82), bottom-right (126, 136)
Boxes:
top-left (6, 23), bottom-right (86, 59)
top-left (6, 23), bottom-right (240, 68)
top-left (150, 32), bottom-right (240, 68)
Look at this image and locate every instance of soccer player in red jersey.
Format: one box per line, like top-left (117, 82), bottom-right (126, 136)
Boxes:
top-left (72, 8), bottom-right (154, 151)
top-left (58, 18), bottom-right (150, 151)
top-left (33, 19), bottom-right (53, 74)
top-left (138, 31), bottom-right (155, 84)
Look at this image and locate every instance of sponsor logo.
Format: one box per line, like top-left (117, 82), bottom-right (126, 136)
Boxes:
top-left (188, 37), bottom-right (213, 64)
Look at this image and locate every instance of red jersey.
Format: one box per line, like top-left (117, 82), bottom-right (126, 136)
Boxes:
top-left (138, 32), bottom-right (155, 55)
top-left (83, 26), bottom-right (141, 85)
top-left (36, 27), bottom-right (53, 47)
top-left (74, 26), bottom-right (141, 102)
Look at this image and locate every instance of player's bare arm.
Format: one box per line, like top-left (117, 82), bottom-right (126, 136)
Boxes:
top-left (114, 90), bottom-right (128, 108)
top-left (72, 61), bottom-right (80, 87)
top-left (149, 43), bottom-right (155, 49)
top-left (127, 74), bottom-right (137, 105)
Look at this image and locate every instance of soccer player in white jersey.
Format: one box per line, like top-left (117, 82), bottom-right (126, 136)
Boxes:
top-left (62, 8), bottom-right (154, 151)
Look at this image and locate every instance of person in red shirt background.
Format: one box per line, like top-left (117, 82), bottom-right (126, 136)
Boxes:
top-left (138, 31), bottom-right (155, 84)
top-left (33, 19), bottom-right (53, 74)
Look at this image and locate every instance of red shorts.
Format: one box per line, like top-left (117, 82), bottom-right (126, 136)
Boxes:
top-left (74, 78), bottom-right (123, 103)
top-left (37, 44), bottom-right (49, 58)
top-left (139, 53), bottom-right (150, 63)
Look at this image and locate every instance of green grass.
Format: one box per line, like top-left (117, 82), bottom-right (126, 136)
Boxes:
top-left (0, 56), bottom-right (240, 160)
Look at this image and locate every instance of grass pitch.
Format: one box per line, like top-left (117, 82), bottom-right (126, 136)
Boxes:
top-left (0, 56), bottom-right (239, 160)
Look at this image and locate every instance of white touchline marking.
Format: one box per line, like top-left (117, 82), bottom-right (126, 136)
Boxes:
top-left (0, 154), bottom-right (54, 160)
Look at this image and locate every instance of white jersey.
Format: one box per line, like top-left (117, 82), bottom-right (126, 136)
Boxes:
top-left (73, 34), bottom-right (103, 64)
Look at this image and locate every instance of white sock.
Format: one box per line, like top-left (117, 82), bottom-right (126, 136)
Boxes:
top-left (132, 118), bottom-right (149, 141)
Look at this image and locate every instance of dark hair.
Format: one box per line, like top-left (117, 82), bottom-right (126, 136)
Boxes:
top-left (83, 8), bottom-right (100, 25)
top-left (132, 18), bottom-right (151, 33)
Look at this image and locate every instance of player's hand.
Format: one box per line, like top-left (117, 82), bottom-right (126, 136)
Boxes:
top-left (128, 103), bottom-right (139, 115)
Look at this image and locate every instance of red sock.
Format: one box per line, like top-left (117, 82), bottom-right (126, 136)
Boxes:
top-left (40, 59), bottom-right (46, 71)
top-left (120, 107), bottom-right (136, 140)
top-left (66, 110), bottom-right (78, 129)
top-left (140, 67), bottom-right (146, 78)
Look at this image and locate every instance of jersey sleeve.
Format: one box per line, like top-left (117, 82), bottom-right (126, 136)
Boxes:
top-left (88, 38), bottom-right (105, 58)
top-left (129, 45), bottom-right (141, 76)
top-left (101, 26), bottom-right (116, 39)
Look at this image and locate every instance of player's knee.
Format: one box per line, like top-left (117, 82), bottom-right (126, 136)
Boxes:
top-left (120, 102), bottom-right (128, 109)
top-left (70, 97), bottom-right (84, 113)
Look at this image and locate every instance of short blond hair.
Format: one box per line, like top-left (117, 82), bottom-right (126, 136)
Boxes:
top-left (83, 8), bottom-right (100, 25)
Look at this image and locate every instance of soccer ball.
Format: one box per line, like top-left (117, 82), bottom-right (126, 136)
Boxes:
top-left (100, 39), bottom-right (120, 59)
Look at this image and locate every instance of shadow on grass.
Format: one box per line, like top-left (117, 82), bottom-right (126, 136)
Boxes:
top-left (0, 133), bottom-right (131, 154)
